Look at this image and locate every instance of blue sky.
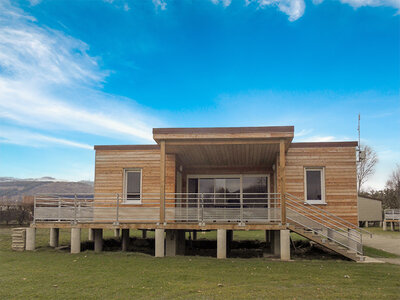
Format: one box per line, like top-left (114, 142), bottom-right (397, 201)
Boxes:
top-left (0, 0), bottom-right (399, 189)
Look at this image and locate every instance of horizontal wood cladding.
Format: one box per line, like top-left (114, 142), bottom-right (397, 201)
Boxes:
top-left (94, 149), bottom-right (175, 199)
top-left (285, 146), bottom-right (358, 225)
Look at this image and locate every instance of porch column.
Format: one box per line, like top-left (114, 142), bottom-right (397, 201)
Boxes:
top-left (383, 221), bottom-right (387, 231)
top-left (279, 139), bottom-right (286, 224)
top-left (50, 228), bottom-right (59, 247)
top-left (94, 229), bottom-right (103, 252)
top-left (142, 229), bottom-right (147, 239)
top-left (390, 222), bottom-right (394, 231)
top-left (71, 228), bottom-right (81, 254)
top-left (25, 228), bottom-right (36, 251)
top-left (114, 228), bottom-right (120, 238)
top-left (280, 229), bottom-right (290, 261)
top-left (217, 229), bottom-right (227, 259)
top-left (155, 228), bottom-right (165, 257)
top-left (160, 140), bottom-right (166, 224)
top-left (121, 229), bottom-right (129, 251)
top-left (192, 230), bottom-right (197, 240)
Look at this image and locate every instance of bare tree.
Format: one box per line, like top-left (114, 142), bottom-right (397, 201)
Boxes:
top-left (357, 145), bottom-right (378, 193)
top-left (385, 164), bottom-right (400, 209)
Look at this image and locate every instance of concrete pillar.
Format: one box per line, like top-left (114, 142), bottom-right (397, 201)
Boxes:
top-left (280, 230), bottom-right (290, 261)
top-left (192, 230), bottom-right (197, 240)
top-left (265, 230), bottom-right (272, 244)
top-left (142, 229), bottom-right (147, 239)
top-left (121, 229), bottom-right (129, 251)
top-left (383, 221), bottom-right (387, 231)
top-left (88, 228), bottom-right (94, 241)
top-left (272, 230), bottom-right (280, 256)
top-left (176, 230), bottom-right (185, 255)
top-left (50, 228), bottom-right (59, 247)
top-left (166, 230), bottom-right (177, 257)
top-left (217, 229), bottom-right (227, 259)
top-left (25, 228), bottom-right (36, 251)
top-left (71, 228), bottom-right (81, 254)
top-left (114, 228), bottom-right (120, 238)
top-left (365, 221), bottom-right (369, 228)
top-left (94, 229), bottom-right (103, 252)
top-left (391, 222), bottom-right (394, 231)
top-left (227, 230), bottom-right (233, 257)
top-left (155, 229), bottom-right (165, 257)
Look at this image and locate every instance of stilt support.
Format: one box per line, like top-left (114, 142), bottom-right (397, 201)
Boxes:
top-left (94, 229), bottom-right (103, 252)
top-left (25, 228), bottom-right (36, 251)
top-left (280, 229), bottom-right (290, 261)
top-left (217, 229), bottom-right (227, 259)
top-left (50, 228), bottom-right (59, 247)
top-left (121, 229), bottom-right (129, 251)
top-left (155, 229), bottom-right (165, 257)
top-left (71, 228), bottom-right (81, 254)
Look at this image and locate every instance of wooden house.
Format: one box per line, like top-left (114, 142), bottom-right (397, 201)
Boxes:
top-left (30, 126), bottom-right (369, 261)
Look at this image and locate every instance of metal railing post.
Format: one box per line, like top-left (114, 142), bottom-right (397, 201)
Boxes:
top-left (74, 194), bottom-right (77, 224)
top-left (115, 193), bottom-right (120, 225)
top-left (240, 192), bottom-right (243, 225)
top-left (58, 197), bottom-right (61, 222)
top-left (33, 196), bottom-right (36, 224)
top-left (197, 194), bottom-right (200, 223)
top-left (201, 193), bottom-right (204, 224)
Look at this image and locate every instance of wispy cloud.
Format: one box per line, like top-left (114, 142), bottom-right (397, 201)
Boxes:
top-left (223, 0), bottom-right (398, 21)
top-left (297, 135), bottom-right (341, 142)
top-left (0, 1), bottom-right (158, 149)
top-left (0, 126), bottom-right (92, 150)
top-left (153, 0), bottom-right (167, 10)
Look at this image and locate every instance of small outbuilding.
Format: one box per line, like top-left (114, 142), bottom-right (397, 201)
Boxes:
top-left (358, 195), bottom-right (382, 227)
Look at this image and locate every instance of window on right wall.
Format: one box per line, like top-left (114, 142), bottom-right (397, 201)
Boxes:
top-left (304, 167), bottom-right (325, 204)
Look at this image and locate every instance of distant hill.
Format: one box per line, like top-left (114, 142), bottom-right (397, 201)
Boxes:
top-left (0, 177), bottom-right (94, 203)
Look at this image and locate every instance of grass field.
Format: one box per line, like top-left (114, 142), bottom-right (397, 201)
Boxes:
top-left (1, 227), bottom-right (400, 299)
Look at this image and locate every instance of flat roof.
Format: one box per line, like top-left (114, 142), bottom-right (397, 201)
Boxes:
top-left (94, 145), bottom-right (159, 150)
top-left (153, 126), bottom-right (294, 134)
top-left (291, 142), bottom-right (358, 148)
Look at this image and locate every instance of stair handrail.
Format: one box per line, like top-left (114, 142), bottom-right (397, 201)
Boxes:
top-left (286, 207), bottom-right (361, 254)
top-left (286, 193), bottom-right (372, 237)
top-left (286, 201), bottom-right (361, 244)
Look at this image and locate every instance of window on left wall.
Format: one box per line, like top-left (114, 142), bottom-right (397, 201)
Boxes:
top-left (124, 169), bottom-right (142, 203)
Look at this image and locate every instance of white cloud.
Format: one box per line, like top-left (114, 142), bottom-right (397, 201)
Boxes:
top-left (295, 128), bottom-right (313, 137)
top-left (297, 135), bottom-right (339, 142)
top-left (153, 0), bottom-right (167, 10)
top-left (0, 126), bottom-right (92, 150)
top-left (216, 0), bottom-right (399, 21)
top-left (0, 1), bottom-right (157, 149)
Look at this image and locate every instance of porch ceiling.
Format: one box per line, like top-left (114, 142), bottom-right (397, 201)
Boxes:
top-left (166, 143), bottom-right (280, 167)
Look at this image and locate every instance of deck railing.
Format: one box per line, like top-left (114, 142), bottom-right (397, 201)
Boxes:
top-left (33, 193), bottom-right (281, 224)
top-left (384, 209), bottom-right (400, 221)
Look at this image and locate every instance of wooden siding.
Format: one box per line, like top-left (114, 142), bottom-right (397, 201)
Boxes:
top-left (94, 149), bottom-right (175, 221)
top-left (285, 146), bottom-right (358, 225)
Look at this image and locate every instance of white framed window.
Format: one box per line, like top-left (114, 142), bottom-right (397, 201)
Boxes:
top-left (304, 167), bottom-right (325, 204)
top-left (123, 169), bottom-right (142, 204)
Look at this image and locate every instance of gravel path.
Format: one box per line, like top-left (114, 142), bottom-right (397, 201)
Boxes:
top-left (363, 232), bottom-right (400, 256)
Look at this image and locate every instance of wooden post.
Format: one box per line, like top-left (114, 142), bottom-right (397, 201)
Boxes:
top-left (279, 140), bottom-right (286, 224)
top-left (160, 140), bottom-right (166, 223)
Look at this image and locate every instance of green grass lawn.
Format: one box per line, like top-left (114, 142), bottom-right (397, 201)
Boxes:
top-left (364, 227), bottom-right (400, 237)
top-left (1, 227), bottom-right (400, 299)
